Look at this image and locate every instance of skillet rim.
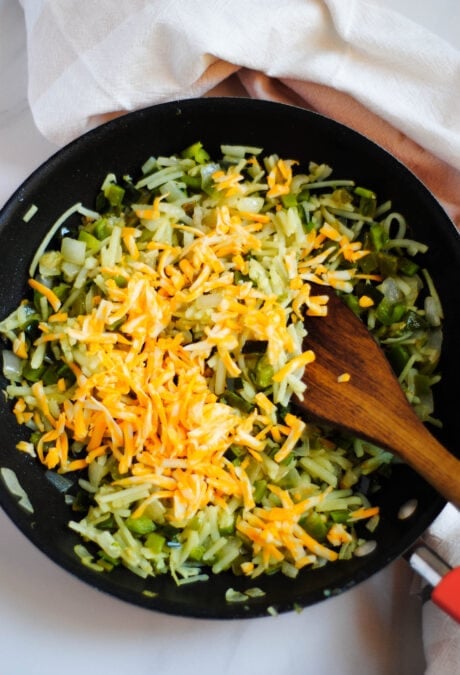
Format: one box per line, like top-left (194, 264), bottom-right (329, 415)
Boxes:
top-left (0, 97), bottom-right (457, 619)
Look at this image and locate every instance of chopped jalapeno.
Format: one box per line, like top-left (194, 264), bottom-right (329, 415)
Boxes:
top-left (145, 532), bottom-right (166, 554)
top-left (220, 391), bottom-right (255, 413)
top-left (253, 354), bottom-right (274, 389)
top-left (299, 512), bottom-right (328, 542)
top-left (369, 223), bottom-right (389, 252)
top-left (104, 183), bottom-right (125, 207)
top-left (181, 141), bottom-right (210, 164)
top-left (387, 344), bottom-right (411, 375)
top-left (126, 516), bottom-right (155, 535)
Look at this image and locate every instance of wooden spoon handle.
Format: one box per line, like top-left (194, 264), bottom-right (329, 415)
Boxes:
top-left (376, 408), bottom-right (460, 510)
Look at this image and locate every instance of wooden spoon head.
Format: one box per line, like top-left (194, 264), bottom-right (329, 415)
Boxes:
top-left (295, 284), bottom-right (460, 507)
top-left (296, 283), bottom-right (410, 443)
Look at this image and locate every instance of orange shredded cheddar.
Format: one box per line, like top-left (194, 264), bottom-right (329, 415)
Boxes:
top-left (49, 312), bottom-right (69, 323)
top-left (272, 351), bottom-right (315, 382)
top-left (266, 159), bottom-right (297, 198)
top-left (0, 145), bottom-right (402, 586)
top-left (28, 278), bottom-right (61, 312)
top-left (359, 295), bottom-right (374, 308)
top-left (212, 166), bottom-right (244, 196)
top-left (13, 332), bottom-right (28, 359)
top-left (348, 506), bottom-right (380, 521)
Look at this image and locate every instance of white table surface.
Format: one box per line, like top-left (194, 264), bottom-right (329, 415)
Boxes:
top-left (0, 2), bottom-right (458, 674)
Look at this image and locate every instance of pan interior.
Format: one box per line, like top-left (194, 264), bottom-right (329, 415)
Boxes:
top-left (0, 98), bottom-right (457, 619)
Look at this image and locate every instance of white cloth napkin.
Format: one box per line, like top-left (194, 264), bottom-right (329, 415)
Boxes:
top-left (17, 0), bottom-right (460, 671)
top-left (419, 504), bottom-right (460, 674)
top-left (19, 0), bottom-right (460, 226)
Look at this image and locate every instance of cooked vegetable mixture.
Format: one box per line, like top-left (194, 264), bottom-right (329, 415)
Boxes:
top-left (0, 143), bottom-right (443, 585)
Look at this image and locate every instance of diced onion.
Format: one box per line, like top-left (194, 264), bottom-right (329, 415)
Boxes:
top-left (0, 467), bottom-right (34, 513)
top-left (61, 237), bottom-right (86, 265)
top-left (2, 350), bottom-right (23, 382)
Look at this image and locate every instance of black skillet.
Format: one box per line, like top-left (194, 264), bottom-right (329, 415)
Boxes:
top-left (0, 98), bottom-right (458, 619)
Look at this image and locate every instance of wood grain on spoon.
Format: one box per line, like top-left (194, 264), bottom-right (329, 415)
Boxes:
top-left (295, 284), bottom-right (460, 508)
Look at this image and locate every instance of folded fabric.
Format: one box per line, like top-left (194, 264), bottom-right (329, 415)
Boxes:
top-left (419, 504), bottom-right (460, 674)
top-left (18, 1), bottom-right (460, 672)
top-left (20, 0), bottom-right (460, 225)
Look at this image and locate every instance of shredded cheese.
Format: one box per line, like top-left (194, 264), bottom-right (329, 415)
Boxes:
top-left (0, 145), bottom-right (404, 586)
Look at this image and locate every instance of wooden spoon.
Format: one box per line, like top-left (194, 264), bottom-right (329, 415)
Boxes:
top-left (295, 284), bottom-right (460, 508)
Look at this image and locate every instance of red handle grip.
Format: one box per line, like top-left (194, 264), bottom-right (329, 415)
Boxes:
top-left (431, 567), bottom-right (460, 623)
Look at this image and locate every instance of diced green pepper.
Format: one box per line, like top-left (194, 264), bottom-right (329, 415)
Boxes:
top-left (387, 344), bottom-right (410, 375)
top-left (253, 479), bottom-right (267, 503)
top-left (97, 514), bottom-right (116, 530)
top-left (219, 523), bottom-right (235, 537)
top-left (181, 141), bottom-right (210, 164)
top-left (369, 223), bottom-right (389, 252)
top-left (126, 516), bottom-right (155, 535)
top-left (182, 174), bottom-right (202, 191)
top-left (104, 183), bottom-right (125, 207)
top-left (254, 354), bottom-right (274, 389)
top-left (52, 283), bottom-right (71, 300)
top-left (189, 545), bottom-right (206, 562)
top-left (358, 251), bottom-right (379, 274)
top-left (390, 303), bottom-right (406, 323)
top-left (281, 193), bottom-right (298, 208)
top-left (94, 218), bottom-right (111, 240)
top-left (302, 220), bottom-right (316, 233)
top-left (98, 551), bottom-right (120, 569)
top-left (280, 453), bottom-right (295, 466)
top-left (22, 363), bottom-right (46, 382)
top-left (227, 444), bottom-right (245, 459)
top-left (42, 365), bottom-right (60, 386)
top-left (398, 257), bottom-right (419, 276)
top-left (145, 532), bottom-right (166, 554)
top-left (375, 297), bottom-right (406, 326)
top-left (186, 516), bottom-right (201, 531)
top-left (220, 391), bottom-right (255, 413)
top-left (355, 186), bottom-right (377, 218)
top-left (377, 252), bottom-right (398, 277)
top-left (299, 512), bottom-right (328, 542)
top-left (329, 510), bottom-right (349, 524)
top-left (78, 230), bottom-right (100, 251)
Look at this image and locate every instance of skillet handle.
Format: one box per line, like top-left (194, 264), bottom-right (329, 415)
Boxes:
top-left (409, 545), bottom-right (460, 624)
top-left (431, 568), bottom-right (460, 623)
